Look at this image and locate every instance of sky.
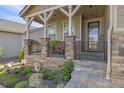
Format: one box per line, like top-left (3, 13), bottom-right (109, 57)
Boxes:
top-left (0, 5), bottom-right (41, 28)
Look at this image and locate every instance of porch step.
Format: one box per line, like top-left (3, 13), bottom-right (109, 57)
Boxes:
top-left (74, 60), bottom-right (106, 74)
top-left (65, 70), bottom-right (113, 88)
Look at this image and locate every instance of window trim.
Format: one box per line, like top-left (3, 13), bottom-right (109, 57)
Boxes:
top-left (63, 21), bottom-right (69, 40)
top-left (85, 17), bottom-right (102, 51)
top-left (47, 23), bottom-right (57, 40)
top-left (87, 21), bottom-right (100, 51)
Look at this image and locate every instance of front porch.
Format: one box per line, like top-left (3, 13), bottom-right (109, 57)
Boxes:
top-left (23, 5), bottom-right (112, 81)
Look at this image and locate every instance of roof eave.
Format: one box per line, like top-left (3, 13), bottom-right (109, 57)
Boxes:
top-left (19, 5), bottom-right (31, 17)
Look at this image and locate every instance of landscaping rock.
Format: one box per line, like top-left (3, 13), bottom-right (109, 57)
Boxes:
top-left (57, 83), bottom-right (65, 88)
top-left (34, 63), bottom-right (42, 72)
top-left (0, 84), bottom-right (5, 88)
top-left (29, 73), bottom-right (43, 88)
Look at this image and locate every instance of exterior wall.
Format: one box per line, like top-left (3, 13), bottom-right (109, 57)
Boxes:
top-left (117, 6), bottom-right (124, 28)
top-left (48, 15), bottom-right (81, 41)
top-left (0, 31), bottom-right (22, 58)
top-left (111, 5), bottom-right (124, 81)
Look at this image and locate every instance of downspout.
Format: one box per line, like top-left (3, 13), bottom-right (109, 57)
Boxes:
top-left (106, 5), bottom-right (114, 79)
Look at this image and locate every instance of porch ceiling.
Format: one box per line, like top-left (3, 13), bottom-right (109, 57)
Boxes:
top-left (34, 5), bottom-right (106, 24)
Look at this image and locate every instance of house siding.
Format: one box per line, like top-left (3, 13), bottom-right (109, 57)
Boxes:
top-left (117, 6), bottom-right (124, 28)
top-left (0, 32), bottom-right (22, 58)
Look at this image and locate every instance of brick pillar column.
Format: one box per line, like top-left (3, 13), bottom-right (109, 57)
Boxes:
top-left (24, 39), bottom-right (33, 58)
top-left (41, 38), bottom-right (49, 57)
top-left (65, 36), bottom-right (76, 59)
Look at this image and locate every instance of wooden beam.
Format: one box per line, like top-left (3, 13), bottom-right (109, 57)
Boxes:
top-left (28, 17), bottom-right (34, 26)
top-left (38, 15), bottom-right (45, 22)
top-left (26, 19), bottom-right (30, 39)
top-left (72, 5), bottom-right (81, 16)
top-left (68, 5), bottom-right (73, 35)
top-left (25, 5), bottom-right (67, 18)
top-left (60, 8), bottom-right (69, 16)
top-left (46, 11), bottom-right (54, 22)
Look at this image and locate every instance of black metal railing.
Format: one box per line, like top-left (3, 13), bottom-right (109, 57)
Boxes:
top-left (74, 41), bottom-right (107, 61)
top-left (48, 40), bottom-right (65, 58)
top-left (31, 40), bottom-right (41, 55)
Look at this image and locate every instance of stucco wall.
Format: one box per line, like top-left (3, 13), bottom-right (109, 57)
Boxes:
top-left (48, 15), bottom-right (81, 41)
top-left (0, 31), bottom-right (22, 58)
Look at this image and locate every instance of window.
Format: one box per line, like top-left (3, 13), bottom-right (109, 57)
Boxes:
top-left (63, 22), bottom-right (69, 39)
top-left (48, 24), bottom-right (56, 40)
top-left (88, 21), bottom-right (99, 50)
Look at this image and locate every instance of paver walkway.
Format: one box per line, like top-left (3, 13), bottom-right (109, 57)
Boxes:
top-left (65, 60), bottom-right (124, 88)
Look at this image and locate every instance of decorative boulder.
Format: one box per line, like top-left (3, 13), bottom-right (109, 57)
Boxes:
top-left (34, 63), bottom-right (42, 72)
top-left (57, 83), bottom-right (65, 88)
top-left (29, 73), bottom-right (43, 88)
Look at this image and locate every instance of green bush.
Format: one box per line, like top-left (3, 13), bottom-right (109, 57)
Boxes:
top-left (25, 72), bottom-right (32, 78)
top-left (12, 68), bottom-right (21, 74)
top-left (61, 59), bottom-right (74, 81)
top-left (49, 40), bottom-right (57, 47)
top-left (0, 47), bottom-right (3, 58)
top-left (3, 75), bottom-right (20, 87)
top-left (21, 66), bottom-right (32, 76)
top-left (15, 80), bottom-right (28, 88)
top-left (41, 69), bottom-right (56, 80)
top-left (0, 71), bottom-right (8, 84)
top-left (18, 49), bottom-right (24, 62)
top-left (52, 79), bottom-right (59, 85)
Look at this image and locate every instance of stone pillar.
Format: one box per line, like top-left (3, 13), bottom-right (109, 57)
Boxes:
top-left (24, 39), bottom-right (33, 58)
top-left (65, 36), bottom-right (76, 59)
top-left (41, 38), bottom-right (49, 57)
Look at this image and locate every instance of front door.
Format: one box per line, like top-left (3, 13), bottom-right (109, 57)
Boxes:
top-left (88, 21), bottom-right (100, 51)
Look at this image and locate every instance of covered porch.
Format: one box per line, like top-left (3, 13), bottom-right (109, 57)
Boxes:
top-left (23, 5), bottom-right (113, 79)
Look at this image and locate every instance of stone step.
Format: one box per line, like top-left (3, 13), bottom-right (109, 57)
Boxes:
top-left (74, 60), bottom-right (106, 67)
top-left (74, 64), bottom-right (106, 74)
top-left (65, 78), bottom-right (113, 88)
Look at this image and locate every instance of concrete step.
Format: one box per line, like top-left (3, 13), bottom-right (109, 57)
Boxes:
top-left (74, 64), bottom-right (106, 74)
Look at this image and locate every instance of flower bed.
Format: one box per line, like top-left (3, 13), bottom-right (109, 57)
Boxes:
top-left (0, 59), bottom-right (74, 88)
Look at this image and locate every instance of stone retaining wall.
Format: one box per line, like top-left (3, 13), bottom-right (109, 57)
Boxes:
top-left (28, 55), bottom-right (66, 70)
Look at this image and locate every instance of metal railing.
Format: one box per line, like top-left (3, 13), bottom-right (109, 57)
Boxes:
top-left (31, 40), bottom-right (41, 55)
top-left (48, 41), bottom-right (65, 58)
top-left (75, 41), bottom-right (107, 61)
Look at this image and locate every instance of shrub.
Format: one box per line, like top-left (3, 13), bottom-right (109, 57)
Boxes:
top-left (61, 59), bottom-right (74, 81)
top-left (0, 47), bottom-right (3, 58)
top-left (21, 66), bottom-right (32, 76)
top-left (3, 75), bottom-right (20, 87)
top-left (12, 68), bottom-right (21, 74)
top-left (41, 69), bottom-right (56, 80)
top-left (49, 40), bottom-right (57, 48)
top-left (0, 71), bottom-right (8, 84)
top-left (18, 49), bottom-right (24, 62)
top-left (25, 72), bottom-right (32, 78)
top-left (52, 79), bottom-right (59, 85)
top-left (15, 80), bottom-right (28, 88)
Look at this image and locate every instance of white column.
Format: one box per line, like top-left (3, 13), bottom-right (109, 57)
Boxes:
top-left (26, 20), bottom-right (30, 39)
top-left (68, 6), bottom-right (73, 36)
top-left (43, 13), bottom-right (47, 38)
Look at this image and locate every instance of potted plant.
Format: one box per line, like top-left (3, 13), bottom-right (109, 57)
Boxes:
top-left (49, 40), bottom-right (57, 54)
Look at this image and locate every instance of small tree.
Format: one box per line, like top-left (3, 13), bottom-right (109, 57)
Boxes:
top-left (18, 49), bottom-right (24, 62)
top-left (0, 47), bottom-right (3, 62)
